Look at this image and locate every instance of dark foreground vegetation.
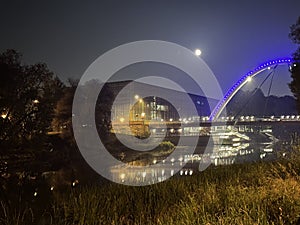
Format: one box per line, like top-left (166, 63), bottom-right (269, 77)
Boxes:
top-left (1, 146), bottom-right (300, 225)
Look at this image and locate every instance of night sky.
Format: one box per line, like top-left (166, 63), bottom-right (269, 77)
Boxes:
top-left (1, 0), bottom-right (299, 96)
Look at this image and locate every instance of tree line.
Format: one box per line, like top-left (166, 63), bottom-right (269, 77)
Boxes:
top-left (0, 50), bottom-right (112, 177)
top-left (289, 16), bottom-right (300, 111)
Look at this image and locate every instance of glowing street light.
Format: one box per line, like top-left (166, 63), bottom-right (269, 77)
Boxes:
top-left (195, 49), bottom-right (202, 56)
top-left (33, 99), bottom-right (39, 104)
top-left (134, 95), bottom-right (139, 100)
top-left (1, 113), bottom-right (7, 119)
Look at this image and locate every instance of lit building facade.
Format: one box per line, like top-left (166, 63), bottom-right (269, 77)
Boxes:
top-left (106, 80), bottom-right (216, 136)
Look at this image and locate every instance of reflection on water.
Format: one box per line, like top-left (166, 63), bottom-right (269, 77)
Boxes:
top-left (110, 128), bottom-right (279, 185)
top-left (111, 163), bottom-right (196, 185)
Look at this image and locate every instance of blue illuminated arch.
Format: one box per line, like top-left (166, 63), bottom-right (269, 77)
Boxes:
top-left (209, 58), bottom-right (294, 121)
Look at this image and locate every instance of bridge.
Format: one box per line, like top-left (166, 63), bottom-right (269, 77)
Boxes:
top-left (209, 57), bottom-right (296, 121)
top-left (128, 115), bottom-right (300, 126)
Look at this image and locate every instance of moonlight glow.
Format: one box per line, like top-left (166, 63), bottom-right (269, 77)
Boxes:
top-left (195, 49), bottom-right (202, 56)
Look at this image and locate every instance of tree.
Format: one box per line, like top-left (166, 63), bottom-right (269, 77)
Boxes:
top-left (0, 49), bottom-right (64, 148)
top-left (52, 79), bottom-right (77, 144)
top-left (95, 81), bottom-right (114, 140)
top-left (50, 80), bottom-right (114, 184)
top-left (53, 79), bottom-right (113, 144)
top-left (289, 16), bottom-right (300, 112)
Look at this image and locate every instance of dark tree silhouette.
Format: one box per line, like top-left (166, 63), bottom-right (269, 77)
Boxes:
top-left (289, 16), bottom-right (300, 112)
top-left (52, 79), bottom-right (78, 145)
top-left (0, 49), bottom-right (64, 148)
top-left (226, 88), bottom-right (297, 117)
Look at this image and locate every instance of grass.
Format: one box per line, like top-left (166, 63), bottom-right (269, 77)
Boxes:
top-left (2, 149), bottom-right (300, 224)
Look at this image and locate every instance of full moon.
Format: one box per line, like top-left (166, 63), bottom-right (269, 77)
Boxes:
top-left (195, 49), bottom-right (202, 56)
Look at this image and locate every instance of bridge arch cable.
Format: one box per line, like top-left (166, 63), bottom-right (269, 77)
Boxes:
top-left (262, 66), bottom-right (276, 117)
top-left (232, 65), bottom-right (278, 126)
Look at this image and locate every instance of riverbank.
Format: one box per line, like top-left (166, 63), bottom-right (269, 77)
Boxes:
top-left (1, 147), bottom-right (300, 224)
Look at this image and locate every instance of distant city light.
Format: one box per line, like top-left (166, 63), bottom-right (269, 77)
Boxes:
top-left (134, 95), bottom-right (139, 100)
top-left (119, 117), bottom-right (125, 123)
top-left (142, 172), bottom-right (147, 178)
top-left (33, 99), bottom-right (39, 104)
top-left (120, 173), bottom-right (125, 182)
top-left (195, 49), bottom-right (202, 56)
top-left (72, 179), bottom-right (79, 187)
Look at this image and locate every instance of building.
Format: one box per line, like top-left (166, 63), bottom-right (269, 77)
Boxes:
top-left (106, 80), bottom-right (216, 137)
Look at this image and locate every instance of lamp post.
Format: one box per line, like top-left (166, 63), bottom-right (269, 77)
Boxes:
top-left (139, 98), bottom-right (143, 116)
top-left (133, 95), bottom-right (147, 137)
top-left (132, 95), bottom-right (139, 121)
top-left (141, 112), bottom-right (146, 137)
